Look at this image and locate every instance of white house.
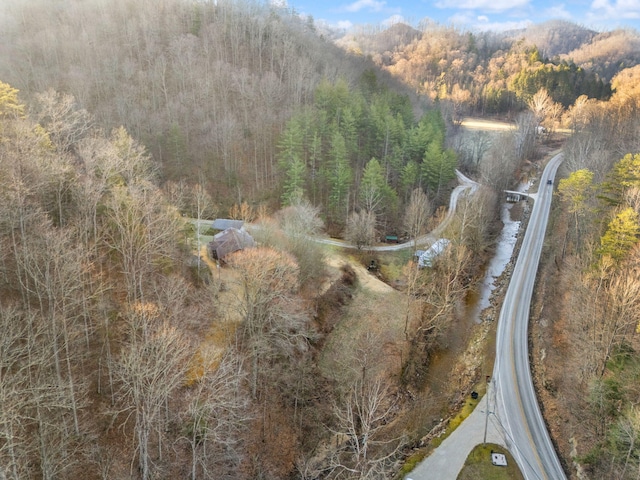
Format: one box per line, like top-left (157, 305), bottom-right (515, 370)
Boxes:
top-left (415, 239), bottom-right (451, 268)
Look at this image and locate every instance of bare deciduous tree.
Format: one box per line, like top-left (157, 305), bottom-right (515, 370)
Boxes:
top-left (415, 242), bottom-right (471, 344)
top-left (229, 201), bottom-right (255, 223)
top-left (103, 183), bottom-right (182, 302)
top-left (31, 89), bottom-right (91, 153)
top-left (610, 406), bottom-right (640, 479)
top-left (448, 186), bottom-right (498, 254)
top-left (454, 130), bottom-right (492, 173)
top-left (277, 197), bottom-right (324, 238)
top-left (403, 188), bottom-right (432, 249)
top-left (344, 210), bottom-right (377, 250)
top-left (113, 313), bottom-right (189, 480)
top-left (275, 198), bottom-right (326, 285)
top-left (189, 182), bottom-right (217, 276)
top-left (16, 223), bottom-right (90, 436)
top-left (480, 132), bottom-right (519, 192)
top-left (566, 252), bottom-right (640, 381)
top-left (327, 378), bottom-right (400, 480)
top-left (227, 247), bottom-right (312, 398)
top-left (183, 347), bottom-right (248, 480)
top-left (0, 304), bottom-right (40, 480)
top-left (527, 88), bottom-right (553, 128)
top-left (514, 111), bottom-right (537, 161)
top-left (593, 267), bottom-right (640, 377)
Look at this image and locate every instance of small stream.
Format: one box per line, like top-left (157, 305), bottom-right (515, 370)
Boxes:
top-left (425, 181), bottom-right (531, 393)
top-left (471, 201), bottom-right (521, 322)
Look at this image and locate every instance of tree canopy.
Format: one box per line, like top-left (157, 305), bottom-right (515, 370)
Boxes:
top-left (277, 72), bottom-right (455, 229)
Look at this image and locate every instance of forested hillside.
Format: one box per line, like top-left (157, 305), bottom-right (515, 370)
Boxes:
top-left (1, 0), bottom-right (640, 478)
top-left (530, 64), bottom-right (640, 478)
top-left (0, 1), bottom-right (481, 478)
top-left (505, 20), bottom-right (598, 58)
top-left (0, 81), bottom-right (210, 478)
top-left (341, 21), bottom-right (640, 120)
top-left (0, 75), bottom-right (493, 479)
top-left (277, 78), bottom-right (456, 233)
top-left (0, 0), bottom-right (421, 209)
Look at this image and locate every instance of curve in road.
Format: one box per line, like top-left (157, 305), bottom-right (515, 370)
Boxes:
top-left (492, 152), bottom-right (566, 480)
top-left (407, 152), bottom-right (566, 480)
top-left (313, 170), bottom-right (479, 252)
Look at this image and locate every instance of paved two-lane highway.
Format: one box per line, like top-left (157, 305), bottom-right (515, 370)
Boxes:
top-left (408, 152), bottom-right (566, 480)
top-left (492, 152), bottom-right (566, 480)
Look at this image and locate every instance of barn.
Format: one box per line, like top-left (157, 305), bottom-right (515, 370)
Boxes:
top-left (208, 227), bottom-right (255, 261)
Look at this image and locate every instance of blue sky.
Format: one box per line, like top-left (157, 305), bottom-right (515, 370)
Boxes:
top-left (276, 0), bottom-right (640, 32)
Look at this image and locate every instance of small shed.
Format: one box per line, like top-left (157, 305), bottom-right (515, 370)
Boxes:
top-left (491, 452), bottom-right (508, 466)
top-left (211, 218), bottom-right (244, 231)
top-left (208, 228), bottom-right (254, 261)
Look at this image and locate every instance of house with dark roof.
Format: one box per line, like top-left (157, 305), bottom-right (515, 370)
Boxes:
top-left (211, 219), bottom-right (244, 231)
top-left (208, 228), bottom-right (255, 261)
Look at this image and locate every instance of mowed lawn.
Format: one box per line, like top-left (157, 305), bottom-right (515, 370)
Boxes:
top-left (457, 443), bottom-right (524, 480)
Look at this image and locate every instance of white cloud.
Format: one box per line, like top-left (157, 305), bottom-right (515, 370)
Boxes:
top-left (544, 4), bottom-right (573, 20)
top-left (435, 0), bottom-right (530, 12)
top-left (477, 19), bottom-right (533, 31)
top-left (382, 14), bottom-right (406, 26)
top-left (342, 0), bottom-right (387, 13)
top-left (449, 12), bottom-right (532, 31)
top-left (590, 0), bottom-right (640, 19)
top-left (448, 11), bottom-right (477, 26)
top-left (270, 0), bottom-right (288, 7)
top-left (337, 20), bottom-right (355, 29)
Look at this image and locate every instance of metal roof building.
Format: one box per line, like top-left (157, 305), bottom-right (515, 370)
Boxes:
top-left (208, 228), bottom-right (255, 261)
top-left (415, 239), bottom-right (451, 268)
top-left (211, 219), bottom-right (244, 231)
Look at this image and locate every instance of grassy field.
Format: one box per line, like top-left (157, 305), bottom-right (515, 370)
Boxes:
top-left (457, 443), bottom-right (524, 480)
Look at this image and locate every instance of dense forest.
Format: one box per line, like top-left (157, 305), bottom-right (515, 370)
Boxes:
top-left (341, 19), bottom-right (640, 119)
top-left (531, 64), bottom-right (640, 479)
top-left (277, 79), bottom-right (456, 233)
top-left (0, 0), bottom-right (640, 478)
top-left (0, 0), bottom-right (406, 206)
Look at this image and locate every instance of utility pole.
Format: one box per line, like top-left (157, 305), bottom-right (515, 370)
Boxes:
top-left (484, 376), bottom-right (492, 445)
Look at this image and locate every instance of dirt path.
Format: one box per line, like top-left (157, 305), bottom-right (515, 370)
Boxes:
top-left (325, 253), bottom-right (393, 293)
